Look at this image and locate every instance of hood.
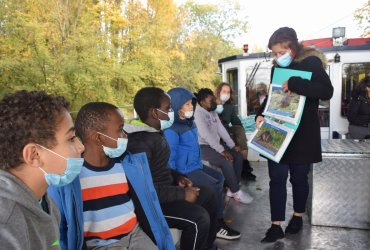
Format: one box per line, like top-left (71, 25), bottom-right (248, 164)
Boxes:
top-left (167, 87), bottom-right (197, 124)
top-left (273, 46), bottom-right (327, 68)
top-left (0, 169), bottom-right (50, 222)
top-left (124, 118), bottom-right (159, 134)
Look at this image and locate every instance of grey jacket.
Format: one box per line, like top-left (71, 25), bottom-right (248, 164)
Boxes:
top-left (0, 169), bottom-right (61, 250)
top-left (194, 105), bottom-right (235, 153)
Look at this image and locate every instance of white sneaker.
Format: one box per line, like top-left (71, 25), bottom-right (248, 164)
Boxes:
top-left (232, 190), bottom-right (253, 204)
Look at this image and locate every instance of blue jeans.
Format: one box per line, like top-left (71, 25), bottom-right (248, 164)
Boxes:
top-left (187, 166), bottom-right (225, 220)
top-left (268, 160), bottom-right (311, 221)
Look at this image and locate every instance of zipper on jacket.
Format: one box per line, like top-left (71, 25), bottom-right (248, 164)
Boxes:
top-left (138, 157), bottom-right (170, 249)
top-left (72, 194), bottom-right (82, 249)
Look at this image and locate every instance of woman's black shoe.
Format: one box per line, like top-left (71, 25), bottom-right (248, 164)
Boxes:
top-left (261, 224), bottom-right (284, 243)
top-left (285, 215), bottom-right (303, 234)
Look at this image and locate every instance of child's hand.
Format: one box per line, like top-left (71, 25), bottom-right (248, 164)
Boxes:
top-left (184, 187), bottom-right (200, 203)
top-left (178, 176), bottom-right (193, 187)
top-left (221, 151), bottom-right (234, 161)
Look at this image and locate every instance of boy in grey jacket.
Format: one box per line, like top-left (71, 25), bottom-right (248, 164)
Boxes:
top-left (0, 91), bottom-right (84, 249)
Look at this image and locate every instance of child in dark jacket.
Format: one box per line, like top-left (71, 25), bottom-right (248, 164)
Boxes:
top-left (48, 102), bottom-right (173, 250)
top-left (164, 87), bottom-right (241, 240)
top-left (125, 87), bottom-right (218, 250)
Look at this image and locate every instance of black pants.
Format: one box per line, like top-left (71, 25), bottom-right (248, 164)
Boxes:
top-left (161, 185), bottom-right (217, 250)
top-left (268, 160), bottom-right (311, 221)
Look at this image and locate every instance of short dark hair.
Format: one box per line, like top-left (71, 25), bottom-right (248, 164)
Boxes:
top-left (0, 91), bottom-right (69, 170)
top-left (195, 88), bottom-right (214, 104)
top-left (134, 87), bottom-right (165, 121)
top-left (75, 102), bottom-right (118, 143)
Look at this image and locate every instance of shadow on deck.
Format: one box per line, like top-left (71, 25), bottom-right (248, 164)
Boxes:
top-left (215, 161), bottom-right (370, 250)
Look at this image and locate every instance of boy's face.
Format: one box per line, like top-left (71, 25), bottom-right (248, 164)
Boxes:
top-left (178, 99), bottom-right (193, 119)
top-left (98, 109), bottom-right (126, 149)
top-left (201, 94), bottom-right (216, 111)
top-left (39, 111), bottom-right (84, 175)
top-left (153, 93), bottom-right (172, 122)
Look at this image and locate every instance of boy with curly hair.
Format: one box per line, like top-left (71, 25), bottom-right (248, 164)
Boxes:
top-left (0, 91), bottom-right (85, 249)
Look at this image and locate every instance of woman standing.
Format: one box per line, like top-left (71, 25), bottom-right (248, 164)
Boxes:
top-left (256, 27), bottom-right (333, 243)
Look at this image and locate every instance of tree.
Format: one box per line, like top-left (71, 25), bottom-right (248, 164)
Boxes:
top-left (354, 0), bottom-right (369, 38)
top-left (172, 0), bottom-right (247, 91)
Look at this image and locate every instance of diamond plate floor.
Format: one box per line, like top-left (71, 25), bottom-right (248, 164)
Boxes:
top-left (215, 161), bottom-right (370, 250)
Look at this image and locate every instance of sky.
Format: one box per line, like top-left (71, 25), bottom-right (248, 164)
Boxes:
top-left (175, 0), bottom-right (367, 52)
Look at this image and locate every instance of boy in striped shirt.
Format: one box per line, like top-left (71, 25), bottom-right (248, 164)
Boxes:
top-left (49, 102), bottom-right (173, 250)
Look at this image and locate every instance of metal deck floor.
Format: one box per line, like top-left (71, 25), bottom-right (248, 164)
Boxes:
top-left (215, 162), bottom-right (370, 250)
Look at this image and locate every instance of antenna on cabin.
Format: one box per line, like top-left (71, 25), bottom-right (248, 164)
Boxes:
top-left (243, 44), bottom-right (249, 56)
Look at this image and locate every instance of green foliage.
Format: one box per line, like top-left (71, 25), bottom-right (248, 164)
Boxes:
top-left (0, 0), bottom-right (247, 113)
top-left (354, 0), bottom-right (370, 38)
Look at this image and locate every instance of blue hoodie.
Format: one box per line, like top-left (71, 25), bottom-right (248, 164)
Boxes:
top-left (164, 87), bottom-right (203, 174)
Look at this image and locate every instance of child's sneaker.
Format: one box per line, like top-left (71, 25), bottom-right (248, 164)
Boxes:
top-left (216, 221), bottom-right (241, 240)
top-left (232, 190), bottom-right (253, 204)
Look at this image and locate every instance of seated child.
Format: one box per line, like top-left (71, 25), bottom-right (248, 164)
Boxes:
top-left (124, 87), bottom-right (218, 250)
top-left (48, 102), bottom-right (174, 250)
top-left (215, 82), bottom-right (256, 181)
top-left (164, 87), bottom-right (241, 240)
top-left (194, 88), bottom-right (253, 204)
top-left (0, 90), bottom-right (84, 249)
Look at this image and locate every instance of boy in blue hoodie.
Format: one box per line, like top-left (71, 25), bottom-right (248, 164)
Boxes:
top-left (48, 102), bottom-right (174, 250)
top-left (164, 87), bottom-right (241, 240)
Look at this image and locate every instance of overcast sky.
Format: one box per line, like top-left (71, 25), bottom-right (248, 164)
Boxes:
top-left (175, 0), bottom-right (367, 52)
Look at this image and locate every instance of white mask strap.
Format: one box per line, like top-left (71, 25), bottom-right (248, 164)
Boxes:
top-left (97, 132), bottom-right (118, 142)
top-left (36, 144), bottom-right (66, 160)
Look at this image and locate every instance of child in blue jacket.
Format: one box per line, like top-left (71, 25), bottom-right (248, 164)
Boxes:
top-left (164, 87), bottom-right (241, 240)
top-left (48, 102), bottom-right (174, 250)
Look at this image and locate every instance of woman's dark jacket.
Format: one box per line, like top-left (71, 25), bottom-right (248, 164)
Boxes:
top-left (218, 103), bottom-right (243, 129)
top-left (257, 47), bottom-right (333, 164)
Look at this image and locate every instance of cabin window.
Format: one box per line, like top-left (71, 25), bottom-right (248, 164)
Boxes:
top-left (226, 69), bottom-right (239, 113)
top-left (341, 62), bottom-right (370, 117)
top-left (245, 66), bottom-right (271, 116)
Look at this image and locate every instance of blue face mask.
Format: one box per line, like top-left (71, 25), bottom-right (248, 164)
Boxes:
top-left (215, 104), bottom-right (224, 114)
top-left (37, 145), bottom-right (84, 187)
top-left (157, 109), bottom-right (174, 130)
top-left (98, 132), bottom-right (128, 158)
top-left (276, 51), bottom-right (293, 67)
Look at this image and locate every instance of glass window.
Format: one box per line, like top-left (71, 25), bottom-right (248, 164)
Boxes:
top-left (341, 63), bottom-right (370, 117)
top-left (245, 64), bottom-right (271, 115)
top-left (227, 69), bottom-right (239, 112)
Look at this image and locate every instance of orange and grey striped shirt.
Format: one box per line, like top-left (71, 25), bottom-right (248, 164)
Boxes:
top-left (79, 160), bottom-right (137, 248)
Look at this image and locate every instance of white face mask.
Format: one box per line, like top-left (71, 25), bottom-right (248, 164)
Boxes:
top-left (184, 110), bottom-right (194, 119)
top-left (220, 93), bottom-right (230, 103)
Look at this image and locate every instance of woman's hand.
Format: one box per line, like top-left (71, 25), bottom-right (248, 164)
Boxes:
top-left (256, 115), bottom-right (266, 129)
top-left (282, 81), bottom-right (292, 96)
